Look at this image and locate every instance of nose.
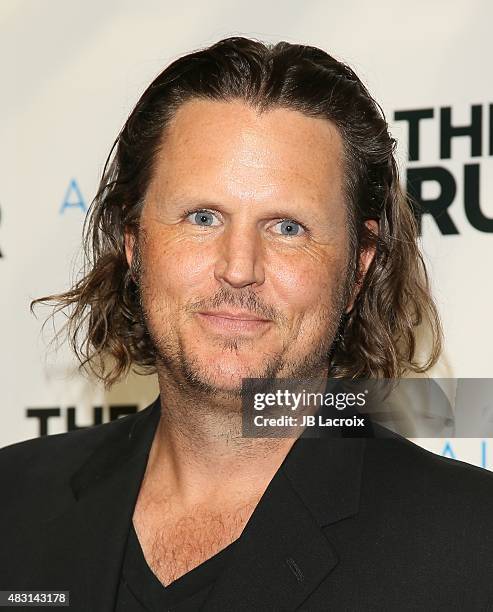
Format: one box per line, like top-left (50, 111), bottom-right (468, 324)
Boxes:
top-left (214, 223), bottom-right (265, 289)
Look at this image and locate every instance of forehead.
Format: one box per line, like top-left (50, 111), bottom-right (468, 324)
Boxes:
top-left (147, 98), bottom-right (345, 210)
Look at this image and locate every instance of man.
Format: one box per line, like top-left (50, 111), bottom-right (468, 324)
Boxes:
top-left (1, 36), bottom-right (493, 611)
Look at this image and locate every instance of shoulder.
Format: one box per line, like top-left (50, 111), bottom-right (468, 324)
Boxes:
top-left (362, 433), bottom-right (493, 528)
top-left (0, 399), bottom-right (159, 527)
top-left (364, 432), bottom-right (493, 489)
top-left (0, 408), bottom-right (145, 487)
top-left (354, 434), bottom-right (493, 600)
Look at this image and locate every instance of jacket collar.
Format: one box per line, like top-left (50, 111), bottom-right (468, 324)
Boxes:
top-left (70, 393), bottom-right (365, 526)
top-left (57, 392), bottom-right (365, 611)
top-left (70, 395), bottom-right (161, 501)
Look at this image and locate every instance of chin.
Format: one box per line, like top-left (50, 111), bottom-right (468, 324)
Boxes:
top-left (186, 369), bottom-right (248, 397)
top-left (187, 351), bottom-right (275, 392)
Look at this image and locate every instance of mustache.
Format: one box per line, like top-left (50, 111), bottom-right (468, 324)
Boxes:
top-left (188, 287), bottom-right (282, 323)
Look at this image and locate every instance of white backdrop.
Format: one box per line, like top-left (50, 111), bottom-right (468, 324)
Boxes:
top-left (2, 0), bottom-right (492, 468)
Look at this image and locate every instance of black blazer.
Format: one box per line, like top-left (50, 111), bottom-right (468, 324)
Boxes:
top-left (1, 396), bottom-right (493, 611)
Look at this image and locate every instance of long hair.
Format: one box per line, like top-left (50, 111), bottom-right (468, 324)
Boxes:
top-left (32, 36), bottom-right (442, 386)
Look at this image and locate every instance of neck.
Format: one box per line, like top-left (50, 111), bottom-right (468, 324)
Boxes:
top-left (143, 365), bottom-right (329, 509)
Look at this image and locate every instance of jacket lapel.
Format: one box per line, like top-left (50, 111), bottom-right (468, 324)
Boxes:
top-left (21, 397), bottom-right (161, 611)
top-left (203, 434), bottom-right (365, 611)
top-left (70, 397), bottom-right (161, 610)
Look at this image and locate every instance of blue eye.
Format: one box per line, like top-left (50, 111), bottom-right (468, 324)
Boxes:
top-left (186, 210), bottom-right (219, 226)
top-left (274, 219), bottom-right (305, 236)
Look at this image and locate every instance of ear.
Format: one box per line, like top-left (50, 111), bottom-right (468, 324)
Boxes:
top-left (345, 219), bottom-right (379, 314)
top-left (124, 228), bottom-right (136, 270)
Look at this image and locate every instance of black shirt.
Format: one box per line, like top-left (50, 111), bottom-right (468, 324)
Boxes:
top-left (115, 520), bottom-right (238, 611)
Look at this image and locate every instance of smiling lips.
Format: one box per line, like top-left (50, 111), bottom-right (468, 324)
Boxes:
top-left (197, 310), bottom-right (272, 333)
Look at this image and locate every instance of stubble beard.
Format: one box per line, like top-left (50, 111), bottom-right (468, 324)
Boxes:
top-left (139, 278), bottom-right (351, 406)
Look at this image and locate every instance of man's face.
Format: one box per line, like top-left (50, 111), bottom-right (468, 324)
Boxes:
top-left (126, 99), bottom-right (364, 395)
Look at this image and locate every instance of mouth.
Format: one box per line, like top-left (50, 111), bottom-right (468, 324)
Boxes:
top-left (196, 310), bottom-right (272, 334)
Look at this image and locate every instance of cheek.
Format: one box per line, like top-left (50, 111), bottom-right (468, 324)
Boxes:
top-left (142, 232), bottom-right (213, 304)
top-left (269, 248), bottom-right (346, 316)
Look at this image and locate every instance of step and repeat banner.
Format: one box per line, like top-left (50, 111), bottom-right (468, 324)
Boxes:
top-left (1, 0), bottom-right (492, 468)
